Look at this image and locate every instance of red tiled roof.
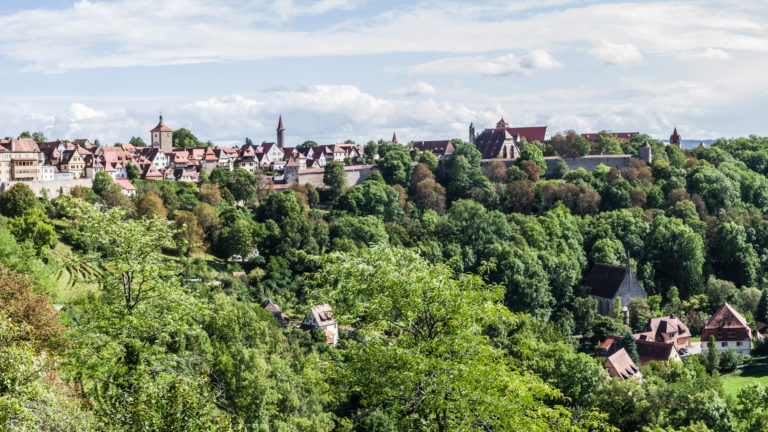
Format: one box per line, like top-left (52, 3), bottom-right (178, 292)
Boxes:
top-left (702, 303), bottom-right (752, 341)
top-left (604, 348), bottom-right (641, 380)
top-left (115, 178), bottom-right (135, 191)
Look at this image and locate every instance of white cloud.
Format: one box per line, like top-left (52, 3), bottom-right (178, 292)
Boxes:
top-left (678, 48), bottom-right (730, 61)
top-left (66, 103), bottom-right (106, 122)
top-left (391, 82), bottom-right (437, 97)
top-left (520, 49), bottom-right (562, 70)
top-left (411, 50), bottom-right (562, 76)
top-left (590, 40), bottom-right (643, 65)
top-left (0, 1), bottom-right (765, 72)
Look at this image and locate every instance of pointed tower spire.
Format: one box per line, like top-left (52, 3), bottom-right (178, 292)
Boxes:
top-left (276, 115), bottom-right (285, 148)
top-left (469, 122), bottom-right (476, 144)
top-left (392, 132), bottom-right (398, 143)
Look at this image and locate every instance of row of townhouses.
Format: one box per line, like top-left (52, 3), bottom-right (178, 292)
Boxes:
top-left (0, 115), bottom-right (367, 184)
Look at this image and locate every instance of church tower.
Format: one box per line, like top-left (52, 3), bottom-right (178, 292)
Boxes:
top-left (669, 127), bottom-right (681, 147)
top-left (277, 115), bottom-right (285, 148)
top-left (392, 132), bottom-right (398, 143)
top-left (469, 122), bottom-right (475, 144)
top-left (150, 115), bottom-right (173, 153)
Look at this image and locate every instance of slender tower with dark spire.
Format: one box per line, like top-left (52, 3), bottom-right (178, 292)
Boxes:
top-left (469, 122), bottom-right (475, 144)
top-left (669, 126), bottom-right (681, 148)
top-left (392, 132), bottom-right (398, 143)
top-left (277, 115), bottom-right (285, 148)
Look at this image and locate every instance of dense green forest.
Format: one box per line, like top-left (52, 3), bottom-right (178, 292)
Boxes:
top-left (6, 133), bottom-right (768, 431)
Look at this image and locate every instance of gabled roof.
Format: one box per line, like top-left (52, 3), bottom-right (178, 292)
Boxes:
top-left (503, 126), bottom-right (547, 142)
top-left (583, 263), bottom-right (629, 299)
top-left (115, 178), bottom-right (135, 191)
top-left (702, 303), bottom-right (752, 341)
top-left (412, 140), bottom-right (455, 156)
top-left (605, 348), bottom-right (642, 380)
top-left (11, 137), bottom-right (40, 152)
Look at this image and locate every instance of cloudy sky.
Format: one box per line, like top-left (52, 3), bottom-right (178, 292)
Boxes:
top-left (0, 0), bottom-right (766, 146)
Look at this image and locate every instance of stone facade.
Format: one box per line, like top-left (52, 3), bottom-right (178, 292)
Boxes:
top-left (284, 164), bottom-right (378, 189)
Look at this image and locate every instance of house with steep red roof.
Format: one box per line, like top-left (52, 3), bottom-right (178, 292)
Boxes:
top-left (701, 303), bottom-right (757, 355)
top-left (604, 348), bottom-right (642, 381)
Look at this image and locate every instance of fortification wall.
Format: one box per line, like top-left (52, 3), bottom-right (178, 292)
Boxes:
top-left (290, 164), bottom-right (378, 188)
top-left (480, 155), bottom-right (636, 177)
top-left (0, 179), bottom-right (93, 198)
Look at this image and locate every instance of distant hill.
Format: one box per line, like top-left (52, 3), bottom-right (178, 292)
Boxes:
top-left (681, 139), bottom-right (716, 149)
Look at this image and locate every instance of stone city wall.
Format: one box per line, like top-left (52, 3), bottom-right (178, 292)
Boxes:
top-left (285, 164), bottom-right (378, 189)
top-left (480, 155), bottom-right (637, 177)
top-left (0, 179), bottom-right (94, 198)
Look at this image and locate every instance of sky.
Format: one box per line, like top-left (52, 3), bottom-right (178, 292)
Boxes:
top-left (0, 0), bottom-right (767, 147)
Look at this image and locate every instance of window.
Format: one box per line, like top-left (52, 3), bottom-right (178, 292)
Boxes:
top-left (721, 342), bottom-right (727, 347)
top-left (737, 342), bottom-right (742, 346)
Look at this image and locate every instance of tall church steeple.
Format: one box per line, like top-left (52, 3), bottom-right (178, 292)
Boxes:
top-left (276, 115), bottom-right (285, 148)
top-left (669, 126), bottom-right (681, 147)
top-left (469, 122), bottom-right (475, 144)
top-left (392, 132), bottom-right (398, 143)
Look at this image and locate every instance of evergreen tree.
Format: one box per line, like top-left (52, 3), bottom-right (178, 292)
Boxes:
top-left (620, 331), bottom-right (639, 363)
top-left (706, 335), bottom-right (720, 375)
top-left (756, 288), bottom-right (768, 324)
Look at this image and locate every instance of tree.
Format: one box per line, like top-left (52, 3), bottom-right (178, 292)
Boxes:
top-left (172, 128), bottom-right (203, 149)
top-left (484, 160), bottom-right (508, 183)
top-left (719, 349), bottom-right (742, 373)
top-left (193, 203), bottom-right (220, 247)
top-left (18, 131), bottom-right (31, 138)
top-left (125, 163), bottom-right (139, 180)
top-left (135, 191), bottom-right (168, 219)
top-left (298, 140), bottom-right (317, 149)
top-left (314, 245), bottom-right (609, 431)
top-left (8, 208), bottom-right (57, 252)
top-left (518, 144), bottom-right (547, 174)
top-left (627, 298), bottom-right (652, 332)
top-left (756, 288), bottom-right (768, 325)
top-left (412, 177), bottom-right (446, 213)
top-left (225, 168), bottom-right (256, 203)
top-left (198, 183), bottom-right (222, 206)
top-left (31, 131), bottom-right (46, 143)
top-left (620, 331), bottom-right (639, 363)
top-left (102, 184), bottom-right (134, 210)
top-left (0, 183), bottom-right (38, 217)
top-left (323, 161), bottom-right (347, 199)
top-left (418, 150), bottom-right (439, 172)
top-left (520, 159), bottom-right (542, 182)
top-left (705, 335), bottom-right (719, 375)
top-left (92, 171), bottom-right (114, 197)
top-left (129, 136), bottom-right (147, 147)
top-left (0, 310), bottom-right (99, 431)
top-left (220, 219), bottom-right (255, 259)
top-left (172, 210), bottom-right (204, 257)
top-left (377, 146), bottom-right (413, 188)
top-left (574, 135), bottom-right (591, 156)
top-left (334, 180), bottom-right (402, 221)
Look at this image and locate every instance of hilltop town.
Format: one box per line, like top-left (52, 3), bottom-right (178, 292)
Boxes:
top-left (2, 114), bottom-right (679, 197)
